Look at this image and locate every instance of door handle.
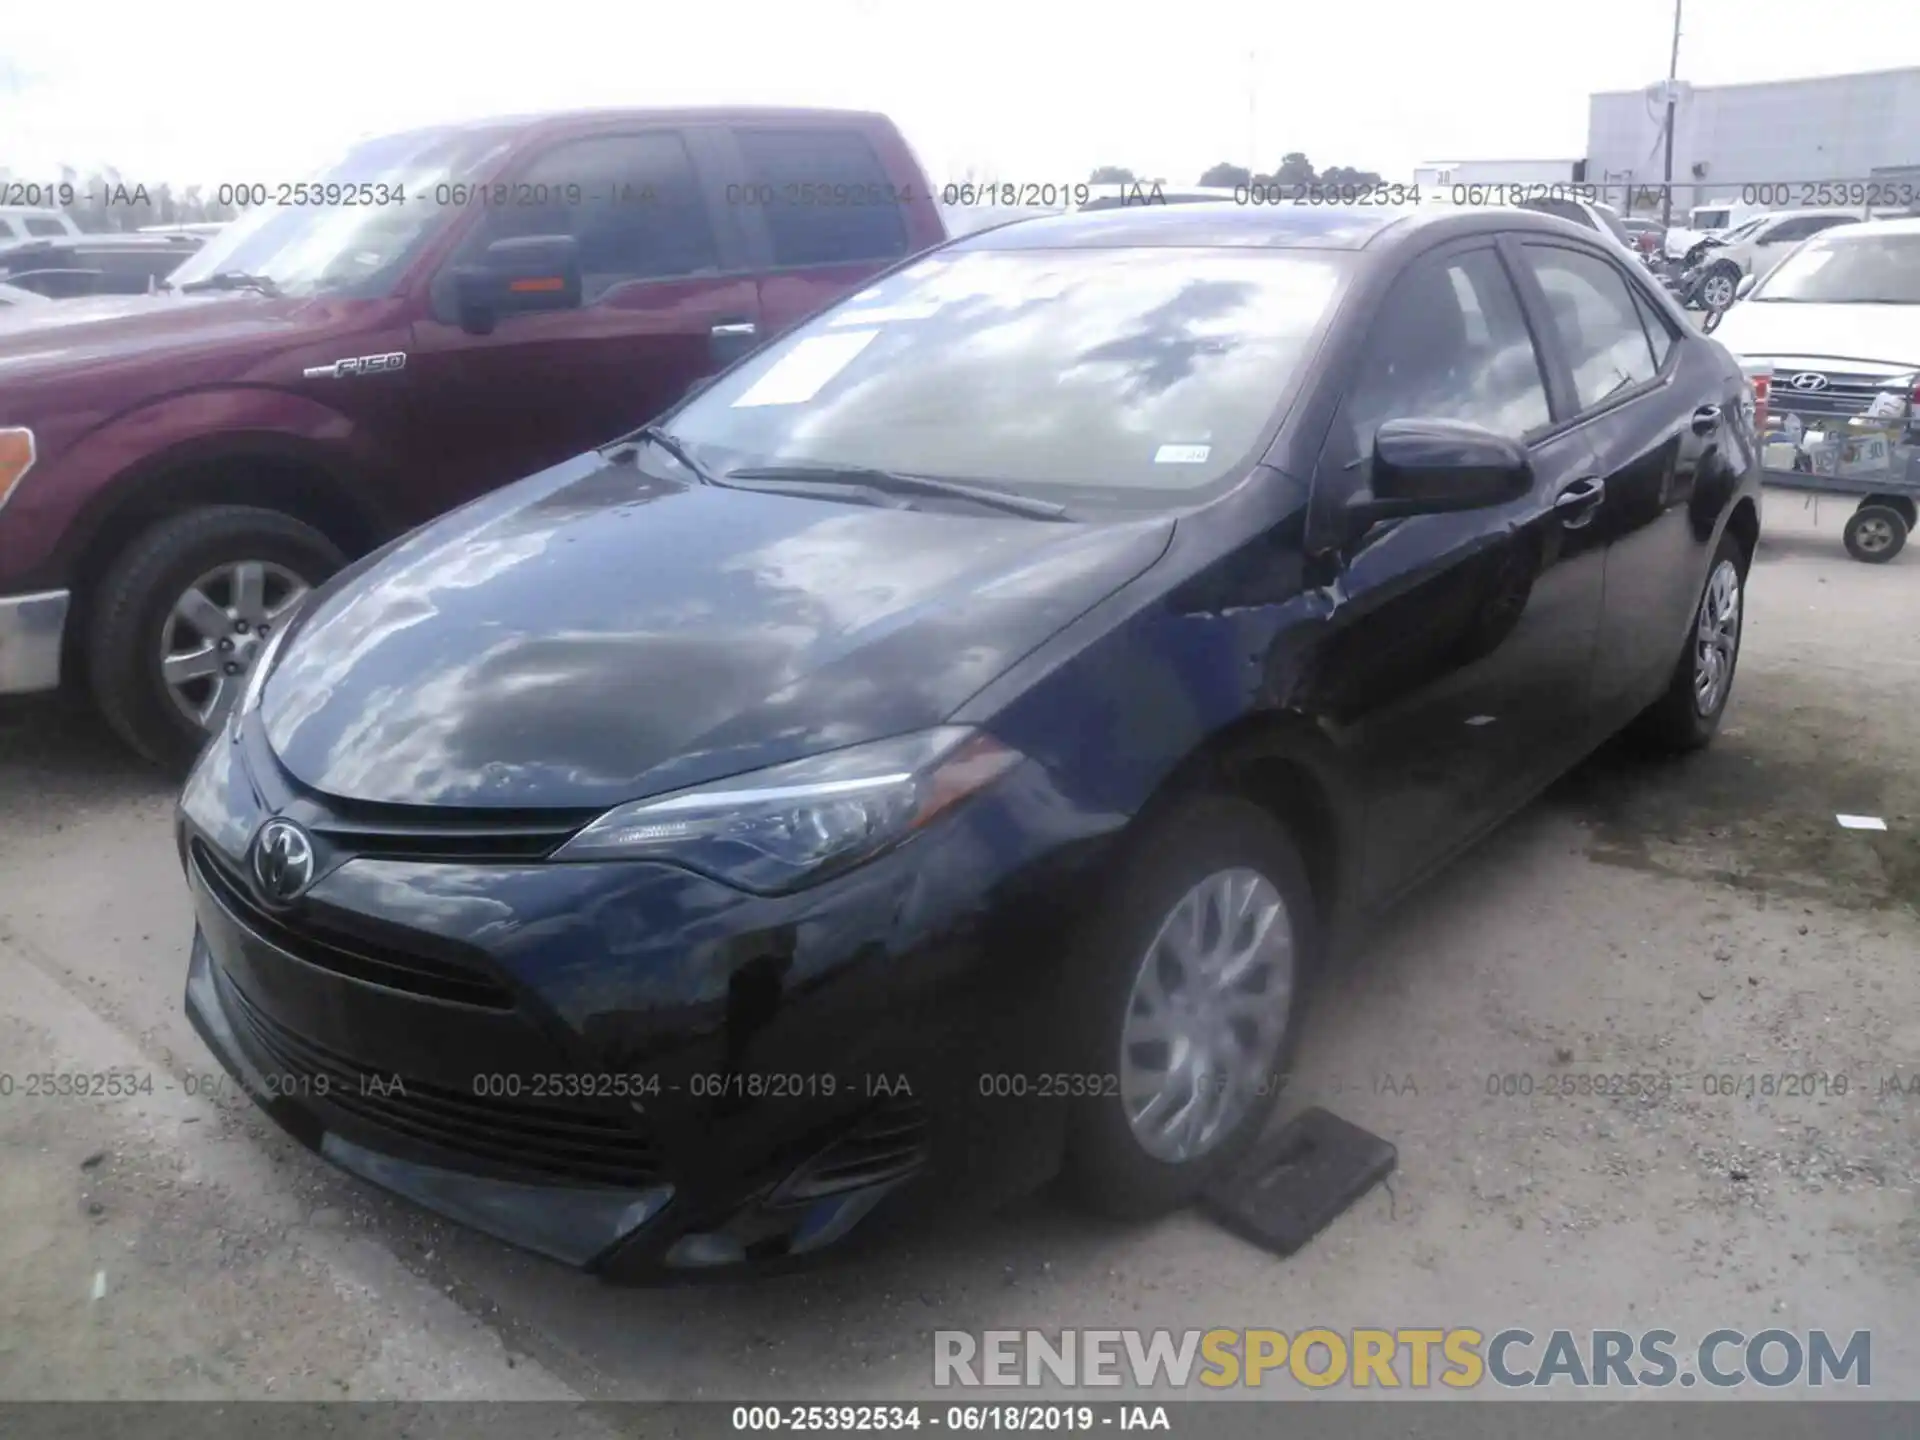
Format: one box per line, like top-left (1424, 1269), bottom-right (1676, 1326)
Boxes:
top-left (710, 320), bottom-right (758, 338)
top-left (1554, 475), bottom-right (1606, 529)
top-left (1691, 404), bottom-right (1721, 435)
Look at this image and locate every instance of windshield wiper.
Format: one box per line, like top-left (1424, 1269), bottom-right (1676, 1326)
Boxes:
top-left (179, 271), bottom-right (281, 297)
top-left (602, 424), bottom-right (717, 485)
top-left (719, 463), bottom-right (1073, 521)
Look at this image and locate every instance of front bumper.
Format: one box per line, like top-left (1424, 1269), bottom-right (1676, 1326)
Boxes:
top-left (0, 588), bottom-right (68, 694)
top-left (178, 723), bottom-right (1121, 1278)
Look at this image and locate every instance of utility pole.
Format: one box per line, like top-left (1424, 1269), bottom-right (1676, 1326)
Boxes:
top-left (1248, 48), bottom-right (1258, 176)
top-left (1661, 0), bottom-right (1683, 228)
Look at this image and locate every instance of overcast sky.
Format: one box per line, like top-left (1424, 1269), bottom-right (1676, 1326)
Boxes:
top-left (4, 0), bottom-right (1918, 187)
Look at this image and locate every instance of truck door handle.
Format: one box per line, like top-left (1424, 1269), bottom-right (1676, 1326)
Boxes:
top-left (1691, 404), bottom-right (1721, 435)
top-left (1554, 475), bottom-right (1606, 528)
top-left (710, 320), bottom-right (758, 338)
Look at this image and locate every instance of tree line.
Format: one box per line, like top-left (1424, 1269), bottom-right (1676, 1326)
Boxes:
top-left (9, 171), bottom-right (246, 232)
top-left (1091, 154), bottom-right (1385, 190)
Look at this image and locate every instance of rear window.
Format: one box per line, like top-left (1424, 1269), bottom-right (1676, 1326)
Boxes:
top-left (735, 127), bottom-right (910, 268)
top-left (1691, 208), bottom-right (1732, 230)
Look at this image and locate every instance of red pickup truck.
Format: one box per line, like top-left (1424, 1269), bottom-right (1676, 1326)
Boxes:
top-left (0, 107), bottom-right (945, 766)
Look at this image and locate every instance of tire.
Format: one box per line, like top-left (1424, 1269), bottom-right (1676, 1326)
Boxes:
top-left (87, 506), bottom-right (344, 771)
top-left (1629, 532), bottom-right (1748, 752)
top-left (1062, 794), bottom-right (1317, 1220)
top-left (1844, 504), bottom-right (1908, 564)
top-left (1697, 263), bottom-right (1740, 312)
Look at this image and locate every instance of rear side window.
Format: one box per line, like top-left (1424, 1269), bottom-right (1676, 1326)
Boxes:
top-left (1523, 245), bottom-right (1659, 412)
top-left (1344, 246), bottom-right (1551, 449)
top-left (476, 131), bottom-right (720, 300)
top-left (23, 216), bottom-right (69, 237)
top-left (735, 127), bottom-right (909, 268)
top-left (1630, 286), bottom-right (1676, 369)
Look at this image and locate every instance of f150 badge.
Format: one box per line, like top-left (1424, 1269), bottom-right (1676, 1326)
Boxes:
top-left (303, 351), bottom-right (407, 380)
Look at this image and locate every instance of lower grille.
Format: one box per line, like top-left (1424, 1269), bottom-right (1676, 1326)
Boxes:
top-left (775, 1098), bottom-right (930, 1202)
top-left (221, 974), bottom-right (664, 1189)
top-left (193, 842), bottom-right (515, 1010)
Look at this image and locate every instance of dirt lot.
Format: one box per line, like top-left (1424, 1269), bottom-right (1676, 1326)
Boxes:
top-left (1, 496), bottom-right (1915, 1402)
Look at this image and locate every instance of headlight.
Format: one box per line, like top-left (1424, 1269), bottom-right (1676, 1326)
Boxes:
top-left (552, 727), bottom-right (1023, 892)
top-left (0, 428), bottom-right (36, 516)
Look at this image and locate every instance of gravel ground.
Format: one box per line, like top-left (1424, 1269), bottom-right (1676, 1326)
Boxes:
top-left (0, 496), bottom-right (1914, 1402)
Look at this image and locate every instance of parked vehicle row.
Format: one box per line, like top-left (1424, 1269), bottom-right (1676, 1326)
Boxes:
top-left (0, 107), bottom-right (946, 765)
top-left (0, 231), bottom-right (206, 300)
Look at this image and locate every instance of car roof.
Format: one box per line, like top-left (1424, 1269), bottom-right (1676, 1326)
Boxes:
top-left (947, 200), bottom-right (1588, 253)
top-left (1813, 213), bottom-right (1920, 237)
top-left (372, 106), bottom-right (890, 143)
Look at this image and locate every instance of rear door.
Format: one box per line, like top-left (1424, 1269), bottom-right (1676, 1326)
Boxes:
top-left (1305, 238), bottom-right (1608, 902)
top-left (399, 125), bottom-right (761, 519)
top-left (718, 123), bottom-right (922, 345)
top-left (1514, 239), bottom-right (1718, 730)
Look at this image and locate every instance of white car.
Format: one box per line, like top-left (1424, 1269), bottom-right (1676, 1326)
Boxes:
top-left (0, 279), bottom-right (50, 309)
top-left (0, 205), bottom-right (82, 245)
top-left (1687, 210), bottom-right (1863, 309)
top-left (1712, 216), bottom-right (1920, 561)
top-left (1664, 201), bottom-right (1767, 261)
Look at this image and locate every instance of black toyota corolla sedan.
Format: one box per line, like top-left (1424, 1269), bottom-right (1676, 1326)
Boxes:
top-left (179, 202), bottom-right (1761, 1278)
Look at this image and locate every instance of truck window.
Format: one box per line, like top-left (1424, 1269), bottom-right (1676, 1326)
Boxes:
top-left (476, 131), bottom-right (719, 301)
top-left (734, 127), bottom-right (910, 268)
top-left (23, 216), bottom-right (70, 237)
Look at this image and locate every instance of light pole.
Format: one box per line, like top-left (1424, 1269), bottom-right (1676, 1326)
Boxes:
top-left (1661, 0), bottom-right (1683, 228)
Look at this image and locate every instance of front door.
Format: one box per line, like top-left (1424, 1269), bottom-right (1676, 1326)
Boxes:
top-left (397, 126), bottom-right (760, 523)
top-left (1304, 239), bottom-right (1609, 903)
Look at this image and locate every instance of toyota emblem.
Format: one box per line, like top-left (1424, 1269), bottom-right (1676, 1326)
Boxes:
top-left (252, 819), bottom-right (315, 902)
top-left (1789, 372), bottom-right (1830, 392)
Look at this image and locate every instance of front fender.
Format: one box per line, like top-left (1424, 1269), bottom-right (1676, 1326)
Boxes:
top-left (2, 388), bottom-right (398, 587)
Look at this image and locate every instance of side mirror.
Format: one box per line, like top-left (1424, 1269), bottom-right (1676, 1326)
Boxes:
top-left (1347, 418), bottom-right (1532, 533)
top-left (450, 234), bottom-right (582, 336)
top-left (1734, 272), bottom-right (1756, 301)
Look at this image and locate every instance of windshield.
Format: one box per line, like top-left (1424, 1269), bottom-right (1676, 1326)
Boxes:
top-left (664, 246), bottom-right (1346, 507)
top-left (1716, 216), bottom-right (1770, 243)
top-left (1754, 232), bottom-right (1920, 303)
top-left (166, 127), bottom-right (515, 300)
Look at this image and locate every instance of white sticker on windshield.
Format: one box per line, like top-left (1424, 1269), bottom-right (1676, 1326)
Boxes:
top-left (732, 330), bottom-right (880, 408)
top-left (1154, 443), bottom-right (1212, 464)
top-left (828, 301), bottom-right (943, 327)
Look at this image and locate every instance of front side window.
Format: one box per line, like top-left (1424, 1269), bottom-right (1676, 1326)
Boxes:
top-left (463, 131), bottom-right (719, 301)
top-left (1344, 246), bottom-right (1551, 450)
top-left (1524, 245), bottom-right (1659, 411)
top-left (666, 245), bottom-right (1346, 505)
top-left (1754, 232), bottom-right (1920, 304)
top-left (166, 126), bottom-right (517, 300)
top-left (735, 127), bottom-right (909, 268)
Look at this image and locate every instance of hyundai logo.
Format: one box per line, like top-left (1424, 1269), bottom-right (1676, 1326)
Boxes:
top-left (1789, 372), bottom-right (1831, 392)
top-left (252, 819), bottom-right (315, 903)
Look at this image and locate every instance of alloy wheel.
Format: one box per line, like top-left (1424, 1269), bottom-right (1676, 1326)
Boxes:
top-left (1851, 516), bottom-right (1898, 556)
top-left (159, 560), bottom-right (310, 731)
top-left (1119, 867), bottom-right (1294, 1164)
top-left (1702, 273), bottom-right (1735, 309)
top-left (1692, 557), bottom-right (1741, 717)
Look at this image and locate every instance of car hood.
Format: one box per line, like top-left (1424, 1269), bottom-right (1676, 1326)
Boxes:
top-left (1714, 301), bottom-right (1919, 371)
top-left (261, 452), bottom-right (1174, 810)
top-left (0, 290), bottom-right (315, 379)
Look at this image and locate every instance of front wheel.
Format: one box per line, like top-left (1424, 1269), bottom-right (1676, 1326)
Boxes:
top-left (87, 506), bottom-right (344, 770)
top-left (1062, 795), bottom-right (1316, 1220)
top-left (1697, 263), bottom-right (1741, 312)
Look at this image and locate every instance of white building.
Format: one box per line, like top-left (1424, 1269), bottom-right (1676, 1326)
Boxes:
top-left (1412, 159), bottom-right (1584, 190)
top-left (1586, 66), bottom-right (1920, 217)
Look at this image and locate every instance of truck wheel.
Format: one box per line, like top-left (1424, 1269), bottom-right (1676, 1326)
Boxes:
top-left (1844, 505), bottom-right (1908, 564)
top-left (1062, 795), bottom-right (1316, 1220)
top-left (88, 506), bottom-right (344, 771)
